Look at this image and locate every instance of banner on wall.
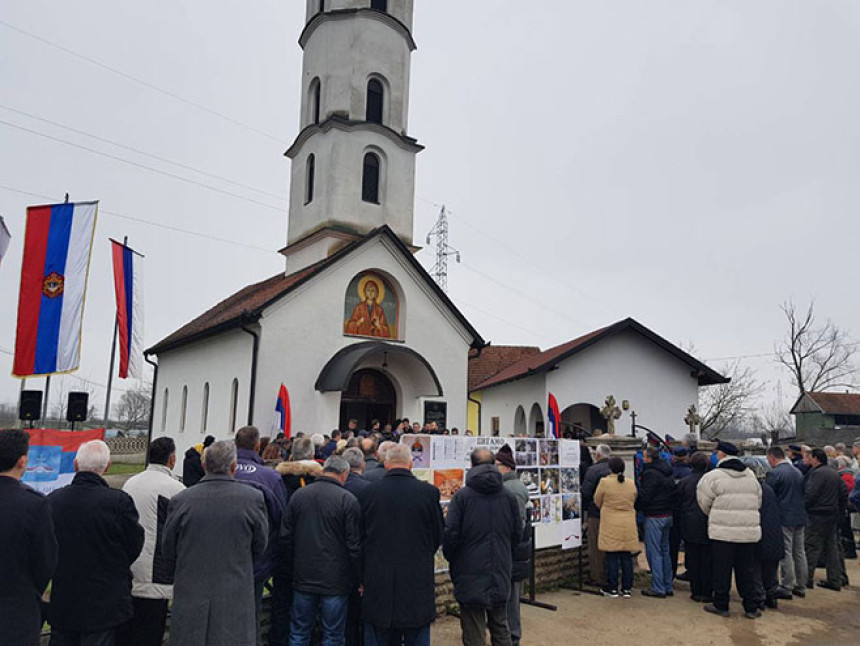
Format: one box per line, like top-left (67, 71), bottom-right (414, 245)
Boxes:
top-left (22, 428), bottom-right (105, 494)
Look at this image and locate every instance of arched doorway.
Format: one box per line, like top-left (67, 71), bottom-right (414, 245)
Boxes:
top-left (339, 369), bottom-right (397, 431)
top-left (528, 403), bottom-right (544, 438)
top-left (561, 403), bottom-right (604, 436)
top-left (514, 405), bottom-right (526, 436)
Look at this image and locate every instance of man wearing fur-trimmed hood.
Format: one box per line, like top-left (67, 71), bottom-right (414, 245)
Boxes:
top-left (277, 436), bottom-right (324, 495)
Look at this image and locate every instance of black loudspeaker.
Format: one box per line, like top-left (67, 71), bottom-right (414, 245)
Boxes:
top-left (19, 390), bottom-right (43, 421)
top-left (67, 392), bottom-right (89, 423)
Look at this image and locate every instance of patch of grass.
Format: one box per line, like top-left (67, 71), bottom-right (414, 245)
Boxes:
top-left (107, 462), bottom-right (146, 475)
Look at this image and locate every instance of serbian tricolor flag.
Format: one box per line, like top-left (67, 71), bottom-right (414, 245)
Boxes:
top-left (0, 215), bottom-right (11, 268)
top-left (548, 393), bottom-right (562, 439)
top-left (274, 384), bottom-right (291, 438)
top-left (13, 202), bottom-right (98, 377)
top-left (110, 240), bottom-right (144, 378)
top-left (23, 428), bottom-right (104, 494)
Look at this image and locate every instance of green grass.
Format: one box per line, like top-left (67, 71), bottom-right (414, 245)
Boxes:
top-left (106, 462), bottom-right (146, 475)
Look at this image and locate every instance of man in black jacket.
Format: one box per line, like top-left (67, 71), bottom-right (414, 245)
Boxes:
top-left (677, 452), bottom-right (712, 602)
top-left (637, 447), bottom-right (678, 598)
top-left (444, 450), bottom-right (522, 646)
top-left (805, 448), bottom-right (847, 591)
top-left (358, 443), bottom-right (443, 646)
top-left (48, 439), bottom-right (144, 645)
top-left (0, 429), bottom-right (58, 646)
top-left (580, 444), bottom-right (612, 588)
top-left (281, 455), bottom-right (362, 646)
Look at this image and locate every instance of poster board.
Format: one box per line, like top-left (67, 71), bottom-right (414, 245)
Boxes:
top-left (22, 428), bottom-right (106, 494)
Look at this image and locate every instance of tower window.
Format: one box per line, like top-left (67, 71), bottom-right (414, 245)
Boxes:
top-left (306, 154), bottom-right (316, 204)
top-left (319, 0), bottom-right (325, 13)
top-left (362, 153), bottom-right (381, 204)
top-left (366, 79), bottom-right (384, 125)
top-left (310, 78), bottom-right (322, 125)
top-left (371, 0), bottom-right (387, 11)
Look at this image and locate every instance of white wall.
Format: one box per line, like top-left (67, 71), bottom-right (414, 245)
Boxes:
top-left (479, 328), bottom-right (701, 438)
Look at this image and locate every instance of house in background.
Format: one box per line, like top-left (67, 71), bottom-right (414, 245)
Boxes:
top-left (791, 392), bottom-right (860, 445)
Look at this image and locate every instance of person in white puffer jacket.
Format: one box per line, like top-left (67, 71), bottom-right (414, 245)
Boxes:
top-left (118, 437), bottom-right (186, 646)
top-left (696, 441), bottom-right (762, 620)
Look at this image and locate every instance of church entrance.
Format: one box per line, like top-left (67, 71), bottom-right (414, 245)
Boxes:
top-left (339, 369), bottom-right (397, 431)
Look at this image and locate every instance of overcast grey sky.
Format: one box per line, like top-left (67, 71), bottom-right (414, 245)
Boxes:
top-left (1, 1), bottom-right (858, 419)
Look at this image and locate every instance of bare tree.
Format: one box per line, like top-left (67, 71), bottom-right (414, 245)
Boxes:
top-left (751, 402), bottom-right (794, 442)
top-left (115, 384), bottom-right (152, 431)
top-left (776, 300), bottom-right (857, 396)
top-left (700, 362), bottom-right (763, 439)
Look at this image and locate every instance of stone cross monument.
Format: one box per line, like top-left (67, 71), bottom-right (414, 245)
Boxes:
top-left (601, 395), bottom-right (622, 435)
top-left (684, 404), bottom-right (702, 436)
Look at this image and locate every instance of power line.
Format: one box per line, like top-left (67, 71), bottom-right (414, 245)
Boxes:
top-left (0, 184), bottom-right (277, 255)
top-left (0, 19), bottom-right (288, 144)
top-left (0, 104), bottom-right (288, 202)
top-left (0, 119), bottom-right (285, 212)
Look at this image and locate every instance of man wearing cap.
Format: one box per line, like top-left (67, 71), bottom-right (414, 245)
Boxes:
top-left (697, 441), bottom-right (762, 619)
top-left (765, 446), bottom-right (808, 598)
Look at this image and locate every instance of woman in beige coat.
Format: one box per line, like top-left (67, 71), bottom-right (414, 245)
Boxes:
top-left (594, 457), bottom-right (639, 597)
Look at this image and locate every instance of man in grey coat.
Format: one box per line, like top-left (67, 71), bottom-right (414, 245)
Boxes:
top-left (162, 440), bottom-right (269, 645)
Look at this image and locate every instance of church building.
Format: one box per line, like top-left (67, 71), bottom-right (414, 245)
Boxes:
top-left (146, 1), bottom-right (485, 440)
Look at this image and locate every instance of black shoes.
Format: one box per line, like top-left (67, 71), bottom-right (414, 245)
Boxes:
top-left (764, 598), bottom-right (779, 609)
top-left (621, 590), bottom-right (632, 598)
top-left (703, 604), bottom-right (729, 618)
top-left (816, 581), bottom-right (842, 591)
top-left (773, 588), bottom-right (793, 600)
top-left (791, 587), bottom-right (806, 598)
top-left (744, 609), bottom-right (763, 619)
top-left (641, 589), bottom-right (666, 598)
top-left (601, 588), bottom-right (619, 598)
top-left (675, 571), bottom-right (691, 582)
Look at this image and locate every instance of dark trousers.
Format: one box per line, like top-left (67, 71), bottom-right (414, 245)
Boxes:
top-left (346, 589), bottom-right (362, 646)
top-left (50, 629), bottom-right (115, 646)
top-left (605, 552), bottom-right (633, 591)
top-left (805, 514), bottom-right (841, 587)
top-left (364, 624), bottom-right (430, 646)
top-left (459, 605), bottom-right (511, 646)
top-left (586, 514), bottom-right (606, 586)
top-left (841, 513), bottom-right (857, 558)
top-left (115, 598), bottom-right (168, 646)
top-left (711, 541), bottom-right (758, 613)
top-left (269, 573), bottom-right (293, 646)
top-left (760, 559), bottom-right (780, 601)
top-left (669, 512), bottom-right (682, 577)
top-left (684, 542), bottom-right (713, 599)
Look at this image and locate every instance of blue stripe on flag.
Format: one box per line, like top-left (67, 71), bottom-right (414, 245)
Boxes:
top-left (34, 204), bottom-right (74, 374)
top-left (123, 246), bottom-right (134, 350)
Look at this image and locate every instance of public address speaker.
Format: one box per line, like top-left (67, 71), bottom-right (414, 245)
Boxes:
top-left (19, 390), bottom-right (43, 421)
top-left (67, 392), bottom-right (89, 423)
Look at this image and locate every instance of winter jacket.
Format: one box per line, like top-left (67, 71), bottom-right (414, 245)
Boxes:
top-left (636, 458), bottom-right (677, 517)
top-left (443, 464), bottom-right (522, 608)
top-left (236, 449), bottom-right (289, 510)
top-left (358, 469), bottom-right (443, 629)
top-left (48, 472), bottom-right (145, 632)
top-left (0, 477), bottom-right (57, 646)
top-left (581, 458), bottom-right (611, 516)
top-left (594, 474), bottom-right (639, 552)
top-left (849, 477), bottom-right (860, 511)
top-left (182, 447), bottom-right (205, 486)
top-left (677, 471), bottom-right (709, 544)
top-left (696, 457), bottom-right (762, 543)
top-left (757, 483), bottom-right (784, 562)
top-left (281, 476), bottom-right (362, 596)
top-left (672, 462), bottom-right (693, 481)
top-left (805, 464), bottom-right (848, 516)
top-left (122, 464), bottom-right (186, 599)
top-left (344, 471), bottom-right (371, 496)
top-left (764, 461), bottom-right (807, 528)
top-left (503, 471), bottom-right (532, 582)
top-left (277, 459), bottom-right (323, 495)
top-left (839, 469), bottom-right (856, 494)
top-left (363, 457), bottom-right (386, 482)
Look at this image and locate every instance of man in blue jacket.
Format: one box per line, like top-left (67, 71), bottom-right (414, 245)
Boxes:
top-left (765, 446), bottom-right (808, 598)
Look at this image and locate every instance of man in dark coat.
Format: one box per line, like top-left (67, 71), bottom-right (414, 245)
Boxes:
top-left (765, 446), bottom-right (808, 597)
top-left (358, 443), bottom-right (443, 646)
top-left (677, 452), bottom-right (712, 602)
top-left (343, 447), bottom-right (371, 497)
top-left (182, 435), bottom-right (213, 486)
top-left (637, 446), bottom-right (678, 598)
top-left (443, 449), bottom-right (522, 646)
top-left (281, 455), bottom-right (362, 646)
top-left (580, 444), bottom-right (612, 588)
top-left (48, 440), bottom-right (145, 645)
top-left (0, 429), bottom-right (57, 646)
top-left (755, 482), bottom-right (785, 609)
top-left (804, 448), bottom-right (847, 590)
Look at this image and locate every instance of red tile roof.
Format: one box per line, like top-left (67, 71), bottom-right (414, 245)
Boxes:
top-left (806, 392), bottom-right (860, 415)
top-left (468, 345), bottom-right (541, 392)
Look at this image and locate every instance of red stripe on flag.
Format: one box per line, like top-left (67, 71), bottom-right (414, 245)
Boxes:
top-left (26, 428), bottom-right (105, 451)
top-left (111, 241), bottom-right (130, 378)
top-left (14, 206), bottom-right (52, 376)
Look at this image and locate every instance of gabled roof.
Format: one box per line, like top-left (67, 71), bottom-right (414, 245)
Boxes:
top-left (791, 392), bottom-right (860, 416)
top-left (146, 226), bottom-right (485, 356)
top-left (470, 317), bottom-right (728, 392)
top-left (467, 345), bottom-right (541, 392)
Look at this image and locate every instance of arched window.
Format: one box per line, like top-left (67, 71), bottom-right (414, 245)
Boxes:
top-left (229, 378), bottom-right (239, 432)
top-left (180, 386), bottom-right (188, 432)
top-left (313, 82), bottom-right (321, 124)
top-left (305, 154), bottom-right (315, 204)
top-left (366, 79), bottom-right (384, 124)
top-left (308, 77), bottom-right (321, 126)
top-left (371, 0), bottom-right (388, 11)
top-left (201, 382), bottom-right (210, 432)
top-left (161, 388), bottom-right (169, 433)
top-left (319, 0), bottom-right (325, 13)
top-left (362, 153), bottom-right (380, 204)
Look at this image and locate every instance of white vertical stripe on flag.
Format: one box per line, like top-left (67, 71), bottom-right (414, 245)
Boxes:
top-left (0, 216), bottom-right (10, 265)
top-left (57, 202), bottom-right (98, 372)
top-left (128, 256), bottom-right (144, 378)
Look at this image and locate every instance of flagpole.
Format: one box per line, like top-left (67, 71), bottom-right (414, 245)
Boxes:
top-left (43, 375), bottom-right (51, 421)
top-left (104, 235), bottom-right (127, 428)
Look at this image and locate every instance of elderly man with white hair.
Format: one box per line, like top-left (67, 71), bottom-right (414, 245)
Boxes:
top-left (47, 440), bottom-right (144, 646)
top-left (364, 440), bottom-right (396, 482)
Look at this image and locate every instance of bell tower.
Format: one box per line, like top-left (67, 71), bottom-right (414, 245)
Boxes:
top-left (281, 0), bottom-right (423, 271)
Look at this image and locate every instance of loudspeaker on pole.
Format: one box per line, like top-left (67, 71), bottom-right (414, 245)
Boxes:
top-left (19, 390), bottom-right (43, 421)
top-left (66, 392), bottom-right (89, 423)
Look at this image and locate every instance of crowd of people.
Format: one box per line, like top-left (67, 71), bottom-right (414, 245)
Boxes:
top-left (582, 437), bottom-right (859, 619)
top-left (2, 422), bottom-right (859, 646)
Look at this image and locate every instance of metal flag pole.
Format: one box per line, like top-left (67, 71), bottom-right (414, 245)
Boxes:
top-left (103, 235), bottom-right (127, 428)
top-left (42, 375), bottom-right (51, 421)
